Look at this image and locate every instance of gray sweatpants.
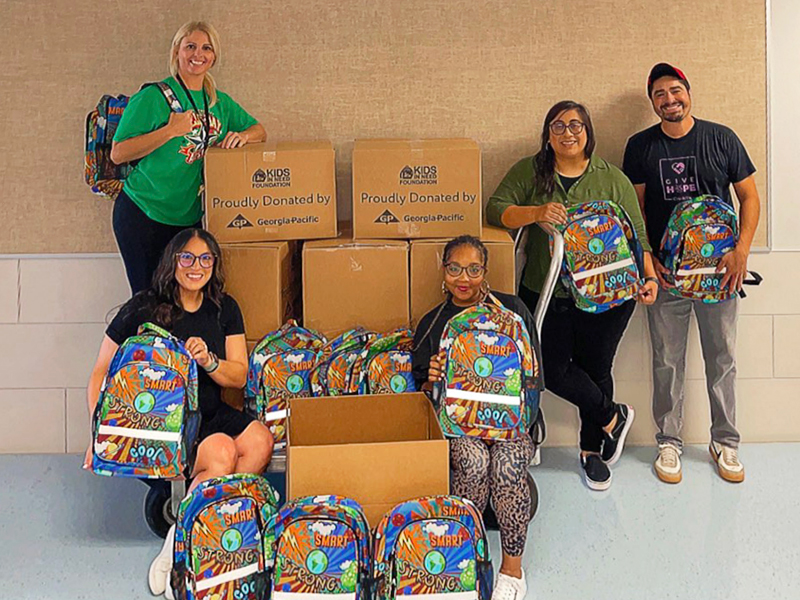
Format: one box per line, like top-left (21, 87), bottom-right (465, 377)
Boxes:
top-left (646, 291), bottom-right (740, 449)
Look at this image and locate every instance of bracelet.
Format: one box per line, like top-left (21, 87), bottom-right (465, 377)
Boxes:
top-left (204, 352), bottom-right (220, 374)
top-left (644, 276), bottom-right (658, 285)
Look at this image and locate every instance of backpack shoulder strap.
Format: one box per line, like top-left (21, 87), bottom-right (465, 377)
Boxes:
top-left (140, 81), bottom-right (183, 113)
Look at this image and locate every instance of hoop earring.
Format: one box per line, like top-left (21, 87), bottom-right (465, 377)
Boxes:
top-left (480, 280), bottom-right (490, 299)
top-left (442, 281), bottom-right (448, 296)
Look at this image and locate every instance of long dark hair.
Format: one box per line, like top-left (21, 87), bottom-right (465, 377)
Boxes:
top-left (533, 100), bottom-right (596, 198)
top-left (117, 228), bottom-right (226, 330)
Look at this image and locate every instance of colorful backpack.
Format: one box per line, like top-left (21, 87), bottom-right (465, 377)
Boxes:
top-left (309, 328), bottom-right (376, 397)
top-left (84, 82), bottom-right (182, 200)
top-left (92, 323), bottom-right (199, 479)
top-left (556, 200), bottom-right (644, 313)
top-left (434, 297), bottom-right (541, 440)
top-left (245, 321), bottom-right (326, 448)
top-left (266, 495), bottom-right (372, 599)
top-left (348, 328), bottom-right (416, 395)
top-left (170, 474), bottom-right (280, 600)
top-left (660, 195), bottom-right (762, 303)
top-left (373, 496), bottom-right (493, 600)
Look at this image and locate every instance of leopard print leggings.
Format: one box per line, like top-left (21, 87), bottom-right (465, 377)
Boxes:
top-left (449, 434), bottom-right (535, 556)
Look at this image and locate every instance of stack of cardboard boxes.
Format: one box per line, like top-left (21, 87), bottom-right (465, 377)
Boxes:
top-left (204, 138), bottom-right (517, 518)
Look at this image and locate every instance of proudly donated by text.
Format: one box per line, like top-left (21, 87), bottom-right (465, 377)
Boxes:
top-left (360, 191), bottom-right (477, 206)
top-left (212, 194), bottom-right (333, 209)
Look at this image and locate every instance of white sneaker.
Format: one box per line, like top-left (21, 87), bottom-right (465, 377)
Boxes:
top-left (492, 569), bottom-right (527, 600)
top-left (148, 524), bottom-right (175, 596)
top-left (164, 575), bottom-right (175, 600)
top-left (654, 443), bottom-right (682, 484)
top-left (710, 441), bottom-right (745, 483)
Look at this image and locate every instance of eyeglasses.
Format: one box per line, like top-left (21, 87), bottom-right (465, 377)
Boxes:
top-left (176, 252), bottom-right (216, 269)
top-left (444, 262), bottom-right (486, 278)
top-left (549, 120), bottom-right (586, 135)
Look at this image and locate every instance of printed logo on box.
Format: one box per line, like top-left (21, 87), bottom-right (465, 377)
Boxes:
top-left (252, 168), bottom-right (291, 189)
top-left (227, 214), bottom-right (254, 229)
top-left (375, 209), bottom-right (400, 224)
top-left (399, 165), bottom-right (438, 186)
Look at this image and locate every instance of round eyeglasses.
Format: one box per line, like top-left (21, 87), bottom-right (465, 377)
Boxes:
top-left (444, 262), bottom-right (486, 279)
top-left (176, 252), bottom-right (216, 269)
top-left (549, 120), bottom-right (585, 135)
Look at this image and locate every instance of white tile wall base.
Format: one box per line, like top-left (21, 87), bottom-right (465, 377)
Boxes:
top-left (0, 253), bottom-right (799, 454)
top-left (19, 257), bottom-right (129, 324)
top-left (0, 260), bottom-right (19, 323)
top-left (740, 253), bottom-right (800, 315)
top-left (774, 315), bottom-right (800, 377)
top-left (612, 307), bottom-right (649, 382)
top-left (0, 389), bottom-right (65, 453)
top-left (543, 377), bottom-right (800, 447)
top-left (0, 323), bottom-right (107, 388)
top-left (66, 389), bottom-right (90, 455)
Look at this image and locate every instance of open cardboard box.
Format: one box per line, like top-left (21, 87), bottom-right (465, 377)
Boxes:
top-left (287, 393), bottom-right (449, 526)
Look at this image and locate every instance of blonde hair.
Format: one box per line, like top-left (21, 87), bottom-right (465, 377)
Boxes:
top-left (169, 21), bottom-right (220, 107)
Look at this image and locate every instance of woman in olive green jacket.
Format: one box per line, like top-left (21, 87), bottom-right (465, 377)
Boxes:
top-left (487, 100), bottom-right (658, 491)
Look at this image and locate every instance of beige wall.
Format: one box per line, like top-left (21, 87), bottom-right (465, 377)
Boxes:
top-left (3, 1), bottom-right (793, 454)
top-left (0, 0), bottom-right (767, 252)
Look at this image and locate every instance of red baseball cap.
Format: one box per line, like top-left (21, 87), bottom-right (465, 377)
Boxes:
top-left (647, 63), bottom-right (690, 96)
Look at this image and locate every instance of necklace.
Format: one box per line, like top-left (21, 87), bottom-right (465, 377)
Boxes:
top-left (175, 74), bottom-right (210, 152)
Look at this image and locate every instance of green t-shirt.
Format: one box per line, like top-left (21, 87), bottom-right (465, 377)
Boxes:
top-left (114, 77), bottom-right (258, 226)
top-left (486, 153), bottom-right (652, 296)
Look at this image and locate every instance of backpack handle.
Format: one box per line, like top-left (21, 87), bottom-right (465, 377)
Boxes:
top-left (737, 270), bottom-right (763, 299)
top-left (138, 322), bottom-right (177, 341)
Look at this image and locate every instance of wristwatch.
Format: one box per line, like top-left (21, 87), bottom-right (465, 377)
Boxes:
top-left (644, 276), bottom-right (658, 285)
top-left (204, 352), bottom-right (220, 374)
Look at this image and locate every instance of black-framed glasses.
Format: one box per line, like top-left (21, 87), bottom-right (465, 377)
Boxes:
top-left (444, 262), bottom-right (486, 279)
top-left (549, 120), bottom-right (585, 135)
top-left (176, 252), bottom-right (216, 269)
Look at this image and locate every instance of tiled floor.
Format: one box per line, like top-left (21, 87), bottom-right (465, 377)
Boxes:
top-left (1, 445), bottom-right (798, 599)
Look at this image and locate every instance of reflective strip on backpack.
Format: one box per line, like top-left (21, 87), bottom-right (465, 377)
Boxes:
top-left (571, 257), bottom-right (635, 281)
top-left (446, 388), bottom-right (521, 406)
top-left (677, 267), bottom-right (718, 276)
top-left (263, 409), bottom-right (288, 422)
top-left (195, 563), bottom-right (260, 592)
top-left (272, 593), bottom-right (357, 600)
top-left (97, 425), bottom-right (181, 442)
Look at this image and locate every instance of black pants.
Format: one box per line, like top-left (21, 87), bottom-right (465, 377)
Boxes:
top-left (519, 287), bottom-right (635, 452)
top-left (112, 190), bottom-right (201, 295)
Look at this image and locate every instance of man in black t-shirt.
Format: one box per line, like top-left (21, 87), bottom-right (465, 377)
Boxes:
top-left (623, 63), bottom-right (761, 485)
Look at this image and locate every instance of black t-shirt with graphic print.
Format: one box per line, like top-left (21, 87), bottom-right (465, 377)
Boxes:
top-left (622, 118), bottom-right (756, 249)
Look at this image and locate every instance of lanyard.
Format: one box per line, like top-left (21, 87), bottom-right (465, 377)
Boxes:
top-left (176, 74), bottom-right (210, 152)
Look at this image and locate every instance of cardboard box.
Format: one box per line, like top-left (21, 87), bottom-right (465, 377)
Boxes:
top-left (410, 225), bottom-right (516, 326)
top-left (303, 235), bottom-right (410, 337)
top-left (287, 393), bottom-right (449, 526)
top-left (205, 141), bottom-right (337, 243)
top-left (352, 139), bottom-right (482, 239)
top-left (220, 242), bottom-right (299, 342)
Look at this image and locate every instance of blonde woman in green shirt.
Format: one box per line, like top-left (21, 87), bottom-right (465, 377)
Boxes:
top-left (111, 21), bottom-right (266, 295)
top-left (487, 100), bottom-right (658, 491)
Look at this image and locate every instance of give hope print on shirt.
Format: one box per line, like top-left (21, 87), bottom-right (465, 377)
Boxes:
top-left (659, 156), bottom-right (699, 203)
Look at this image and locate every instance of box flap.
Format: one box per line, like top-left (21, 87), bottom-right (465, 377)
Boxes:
top-left (288, 394), bottom-right (442, 446)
